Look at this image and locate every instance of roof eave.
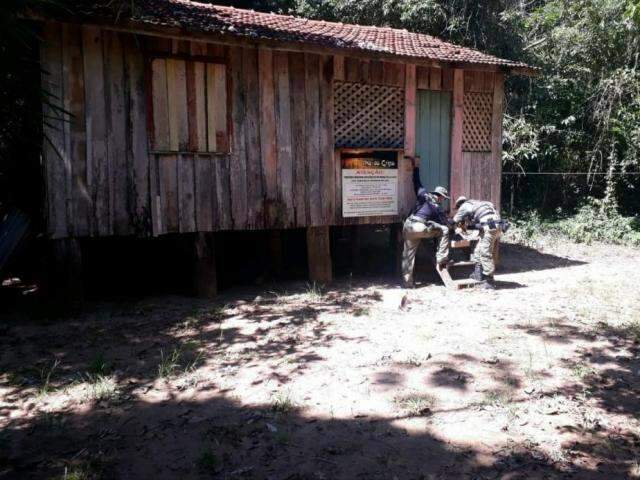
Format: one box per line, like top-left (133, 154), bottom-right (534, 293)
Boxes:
top-left (29, 12), bottom-right (537, 75)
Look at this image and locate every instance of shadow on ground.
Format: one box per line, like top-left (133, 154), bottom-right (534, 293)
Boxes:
top-left (2, 245), bottom-right (637, 479)
top-left (499, 242), bottom-right (587, 274)
top-left (0, 281), bottom-right (388, 394)
top-left (2, 379), bottom-right (637, 479)
top-left (511, 316), bottom-right (640, 421)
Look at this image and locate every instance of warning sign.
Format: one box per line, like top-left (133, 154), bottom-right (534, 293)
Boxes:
top-left (341, 151), bottom-right (398, 218)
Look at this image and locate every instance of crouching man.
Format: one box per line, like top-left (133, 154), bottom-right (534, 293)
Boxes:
top-left (452, 196), bottom-right (501, 289)
top-left (401, 158), bottom-right (451, 288)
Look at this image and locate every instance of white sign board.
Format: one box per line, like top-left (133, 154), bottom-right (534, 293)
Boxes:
top-left (341, 152), bottom-right (398, 218)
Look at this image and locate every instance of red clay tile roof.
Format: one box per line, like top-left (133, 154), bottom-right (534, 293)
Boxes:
top-left (67, 0), bottom-right (534, 71)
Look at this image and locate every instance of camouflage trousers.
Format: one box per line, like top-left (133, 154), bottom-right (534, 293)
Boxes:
top-left (401, 217), bottom-right (450, 285)
top-left (472, 226), bottom-right (501, 276)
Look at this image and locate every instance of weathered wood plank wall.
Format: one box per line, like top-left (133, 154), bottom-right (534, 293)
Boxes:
top-left (42, 22), bottom-right (151, 240)
top-left (41, 22), bottom-right (504, 239)
top-left (459, 70), bottom-right (502, 209)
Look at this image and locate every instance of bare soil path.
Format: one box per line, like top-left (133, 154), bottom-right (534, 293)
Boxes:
top-left (1, 240), bottom-right (640, 479)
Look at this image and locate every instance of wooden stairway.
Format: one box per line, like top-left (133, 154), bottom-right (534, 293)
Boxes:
top-left (436, 238), bottom-right (482, 289)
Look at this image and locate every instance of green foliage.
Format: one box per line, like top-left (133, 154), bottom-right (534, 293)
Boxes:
top-left (502, 0), bottom-right (640, 214)
top-left (509, 197), bottom-right (640, 247)
top-left (271, 389), bottom-right (295, 413)
top-left (157, 342), bottom-right (205, 378)
top-left (38, 358), bottom-right (60, 397)
top-left (555, 198), bottom-right (640, 246)
top-left (85, 374), bottom-right (120, 402)
top-left (157, 347), bottom-right (182, 378)
top-left (87, 353), bottom-right (111, 377)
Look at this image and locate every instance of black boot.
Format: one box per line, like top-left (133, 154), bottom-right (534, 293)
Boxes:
top-left (481, 275), bottom-right (496, 290)
top-left (469, 263), bottom-right (482, 281)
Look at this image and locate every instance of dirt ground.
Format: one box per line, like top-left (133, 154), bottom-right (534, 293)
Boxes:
top-left (1, 238), bottom-right (640, 479)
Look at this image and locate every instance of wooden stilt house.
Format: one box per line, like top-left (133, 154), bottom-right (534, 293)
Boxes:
top-left (34, 0), bottom-right (535, 295)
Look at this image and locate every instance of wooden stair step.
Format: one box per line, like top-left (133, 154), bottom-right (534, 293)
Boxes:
top-left (452, 278), bottom-right (482, 289)
top-left (436, 263), bottom-right (482, 290)
top-left (451, 239), bottom-right (470, 248)
top-left (449, 260), bottom-right (475, 268)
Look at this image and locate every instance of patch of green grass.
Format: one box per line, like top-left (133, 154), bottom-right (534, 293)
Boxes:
top-left (38, 358), bottom-right (60, 397)
top-left (482, 389), bottom-right (512, 407)
top-left (87, 353), bottom-right (111, 377)
top-left (157, 342), bottom-right (206, 379)
top-left (52, 456), bottom-right (111, 480)
top-left (86, 374), bottom-right (119, 402)
top-left (179, 316), bottom-right (201, 330)
top-left (304, 282), bottom-right (324, 301)
top-left (271, 390), bottom-right (295, 413)
top-left (55, 466), bottom-right (90, 480)
top-left (571, 362), bottom-right (596, 381)
top-left (546, 316), bottom-right (561, 329)
top-left (394, 394), bottom-right (435, 416)
top-left (523, 351), bottom-right (543, 381)
top-left (625, 320), bottom-right (640, 343)
top-left (184, 351), bottom-right (205, 374)
top-left (210, 304), bottom-right (228, 319)
top-left (578, 406), bottom-right (602, 431)
top-left (395, 353), bottom-right (430, 367)
top-left (157, 347), bottom-right (182, 378)
top-left (3, 370), bottom-right (29, 387)
top-left (353, 306), bottom-right (370, 317)
top-left (268, 290), bottom-right (290, 304)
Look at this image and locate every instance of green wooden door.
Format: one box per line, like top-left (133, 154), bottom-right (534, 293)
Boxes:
top-left (415, 90), bottom-right (452, 206)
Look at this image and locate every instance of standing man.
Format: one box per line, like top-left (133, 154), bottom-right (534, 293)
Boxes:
top-left (401, 158), bottom-right (451, 288)
top-left (452, 196), bottom-right (501, 289)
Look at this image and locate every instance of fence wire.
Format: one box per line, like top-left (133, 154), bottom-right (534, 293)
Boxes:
top-left (501, 172), bottom-right (640, 216)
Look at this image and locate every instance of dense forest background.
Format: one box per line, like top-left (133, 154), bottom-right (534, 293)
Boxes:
top-left (2, 0), bottom-right (639, 241)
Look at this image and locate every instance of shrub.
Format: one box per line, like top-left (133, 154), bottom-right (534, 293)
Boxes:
top-left (508, 197), bottom-right (640, 247)
top-left (555, 198), bottom-right (640, 246)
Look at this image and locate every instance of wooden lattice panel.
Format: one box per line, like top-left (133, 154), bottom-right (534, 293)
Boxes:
top-left (462, 92), bottom-right (493, 152)
top-left (334, 81), bottom-right (404, 148)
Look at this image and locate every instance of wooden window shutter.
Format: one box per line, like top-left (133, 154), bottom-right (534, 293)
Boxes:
top-left (150, 57), bottom-right (229, 153)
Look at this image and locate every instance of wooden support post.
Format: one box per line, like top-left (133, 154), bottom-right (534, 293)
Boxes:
top-left (306, 226), bottom-right (332, 284)
top-left (350, 226), bottom-right (362, 271)
top-left (49, 238), bottom-right (83, 302)
top-left (193, 232), bottom-right (217, 298)
top-left (268, 229), bottom-right (284, 278)
top-left (389, 223), bottom-right (403, 275)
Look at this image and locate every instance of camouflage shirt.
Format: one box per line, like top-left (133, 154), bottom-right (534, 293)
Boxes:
top-left (453, 200), bottom-right (499, 224)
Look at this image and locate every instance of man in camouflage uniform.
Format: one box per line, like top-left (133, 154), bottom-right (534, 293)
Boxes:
top-left (401, 159), bottom-right (451, 288)
top-left (452, 196), bottom-right (501, 289)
